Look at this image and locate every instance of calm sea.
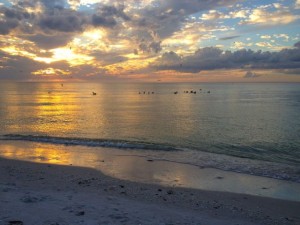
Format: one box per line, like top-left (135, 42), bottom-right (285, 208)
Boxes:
top-left (0, 82), bottom-right (299, 181)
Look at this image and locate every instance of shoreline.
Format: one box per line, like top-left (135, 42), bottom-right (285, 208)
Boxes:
top-left (1, 136), bottom-right (299, 183)
top-left (1, 157), bottom-right (300, 225)
top-left (0, 140), bottom-right (300, 201)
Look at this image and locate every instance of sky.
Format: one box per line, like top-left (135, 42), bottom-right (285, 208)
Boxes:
top-left (0, 0), bottom-right (299, 82)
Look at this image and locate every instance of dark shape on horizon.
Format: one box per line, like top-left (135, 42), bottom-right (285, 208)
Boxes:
top-left (92, 92), bottom-right (97, 95)
top-left (61, 83), bottom-right (63, 87)
top-left (48, 91), bottom-right (52, 94)
top-left (219, 35), bottom-right (240, 41)
top-left (174, 91), bottom-right (178, 94)
top-left (207, 91), bottom-right (210, 93)
top-left (8, 220), bottom-right (23, 225)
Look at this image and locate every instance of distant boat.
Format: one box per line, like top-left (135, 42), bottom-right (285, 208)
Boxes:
top-left (174, 91), bottom-right (178, 94)
top-left (92, 92), bottom-right (97, 95)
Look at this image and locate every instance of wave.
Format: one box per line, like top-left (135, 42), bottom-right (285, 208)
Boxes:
top-left (1, 134), bottom-right (180, 151)
top-left (1, 134), bottom-right (300, 183)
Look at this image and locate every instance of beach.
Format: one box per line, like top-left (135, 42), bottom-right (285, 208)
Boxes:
top-left (1, 154), bottom-right (300, 225)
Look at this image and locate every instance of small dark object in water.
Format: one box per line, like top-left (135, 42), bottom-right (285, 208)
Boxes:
top-left (92, 92), bottom-right (97, 95)
top-left (174, 91), bottom-right (178, 94)
top-left (8, 221), bottom-right (23, 225)
top-left (76, 211), bottom-right (85, 216)
top-left (147, 159), bottom-right (154, 162)
top-left (167, 190), bottom-right (174, 195)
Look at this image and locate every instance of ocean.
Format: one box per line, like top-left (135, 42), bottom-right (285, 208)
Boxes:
top-left (0, 82), bottom-right (299, 182)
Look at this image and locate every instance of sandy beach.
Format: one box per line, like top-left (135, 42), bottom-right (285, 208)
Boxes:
top-left (1, 155), bottom-right (300, 225)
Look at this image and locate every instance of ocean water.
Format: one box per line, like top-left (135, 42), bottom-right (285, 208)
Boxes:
top-left (0, 82), bottom-right (299, 182)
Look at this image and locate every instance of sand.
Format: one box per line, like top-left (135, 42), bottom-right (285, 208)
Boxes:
top-left (1, 157), bottom-right (300, 225)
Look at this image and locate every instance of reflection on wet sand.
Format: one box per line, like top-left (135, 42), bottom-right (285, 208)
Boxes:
top-left (0, 140), bottom-right (300, 202)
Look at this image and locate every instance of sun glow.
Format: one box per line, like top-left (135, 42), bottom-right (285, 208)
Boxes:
top-left (34, 47), bottom-right (94, 66)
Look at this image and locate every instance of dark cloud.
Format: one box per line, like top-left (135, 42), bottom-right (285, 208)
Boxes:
top-left (0, 5), bottom-right (34, 35)
top-left (0, 50), bottom-right (43, 80)
top-left (126, 0), bottom-right (240, 56)
top-left (91, 5), bottom-right (130, 28)
top-left (151, 43), bottom-right (300, 73)
top-left (0, 19), bottom-right (19, 35)
top-left (91, 51), bottom-right (128, 65)
top-left (91, 14), bottom-right (117, 27)
top-left (294, 41), bottom-right (300, 48)
top-left (138, 41), bottom-right (162, 53)
top-left (0, 1), bottom-right (130, 35)
top-left (40, 0), bottom-right (66, 10)
top-left (38, 9), bottom-right (86, 33)
top-left (25, 33), bottom-right (74, 49)
top-left (219, 35), bottom-right (240, 40)
top-left (158, 0), bottom-right (239, 15)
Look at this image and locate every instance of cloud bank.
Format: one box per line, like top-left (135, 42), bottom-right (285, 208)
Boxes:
top-left (0, 0), bottom-right (299, 81)
top-left (151, 41), bottom-right (300, 73)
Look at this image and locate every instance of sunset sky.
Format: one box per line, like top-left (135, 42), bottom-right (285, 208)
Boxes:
top-left (0, 0), bottom-right (299, 82)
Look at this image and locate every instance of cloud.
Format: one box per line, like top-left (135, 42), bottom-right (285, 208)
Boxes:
top-left (240, 6), bottom-right (299, 26)
top-left (0, 0), bottom-right (299, 81)
top-left (91, 5), bottom-right (130, 28)
top-left (219, 35), bottom-right (240, 40)
top-left (0, 20), bottom-right (19, 35)
top-left (294, 41), bottom-right (300, 48)
top-left (151, 42), bottom-right (300, 73)
top-left (38, 10), bottom-right (86, 33)
top-left (296, 0), bottom-right (300, 9)
top-left (0, 50), bottom-right (45, 79)
top-left (25, 33), bottom-right (74, 49)
top-left (244, 71), bottom-right (260, 78)
top-left (200, 10), bottom-right (228, 21)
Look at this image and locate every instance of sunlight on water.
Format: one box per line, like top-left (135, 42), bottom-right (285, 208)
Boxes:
top-left (1, 140), bottom-right (300, 202)
top-left (0, 82), bottom-right (299, 165)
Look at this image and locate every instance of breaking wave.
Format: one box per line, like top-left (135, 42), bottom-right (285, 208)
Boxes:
top-left (1, 134), bottom-right (181, 151)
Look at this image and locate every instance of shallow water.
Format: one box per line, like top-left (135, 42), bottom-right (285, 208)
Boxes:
top-left (0, 82), bottom-right (299, 181)
top-left (1, 140), bottom-right (300, 201)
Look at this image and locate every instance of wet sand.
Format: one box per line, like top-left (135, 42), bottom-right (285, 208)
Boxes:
top-left (1, 156), bottom-right (300, 225)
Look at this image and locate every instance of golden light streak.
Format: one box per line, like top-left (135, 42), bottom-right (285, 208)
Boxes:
top-left (32, 68), bottom-right (71, 76)
top-left (1, 46), bottom-right (36, 58)
top-left (34, 47), bottom-right (94, 66)
top-left (104, 56), bottom-right (157, 75)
